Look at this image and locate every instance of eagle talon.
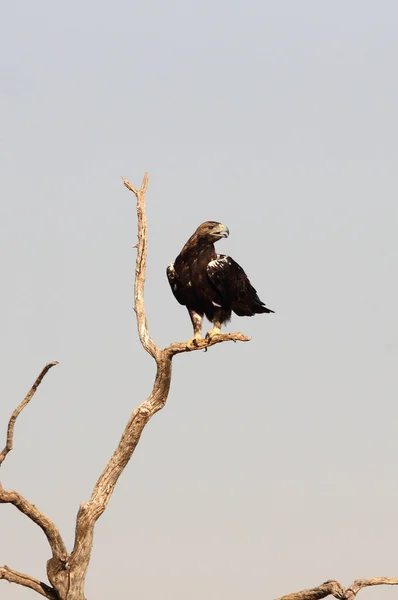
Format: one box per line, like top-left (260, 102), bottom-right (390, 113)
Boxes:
top-left (205, 328), bottom-right (221, 341)
top-left (186, 337), bottom-right (201, 350)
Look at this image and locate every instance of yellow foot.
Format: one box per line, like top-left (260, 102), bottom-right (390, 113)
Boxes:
top-left (186, 336), bottom-right (202, 350)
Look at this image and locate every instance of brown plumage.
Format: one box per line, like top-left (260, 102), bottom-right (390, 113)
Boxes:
top-left (167, 221), bottom-right (274, 341)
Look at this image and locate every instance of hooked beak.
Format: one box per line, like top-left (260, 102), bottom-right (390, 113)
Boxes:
top-left (219, 224), bottom-right (229, 238)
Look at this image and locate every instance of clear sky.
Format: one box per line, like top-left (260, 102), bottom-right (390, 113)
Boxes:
top-left (1, 1), bottom-right (398, 598)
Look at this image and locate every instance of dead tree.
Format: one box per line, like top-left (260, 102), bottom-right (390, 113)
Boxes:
top-left (0, 174), bottom-right (396, 600)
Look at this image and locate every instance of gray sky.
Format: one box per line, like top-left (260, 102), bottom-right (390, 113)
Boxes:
top-left (1, 1), bottom-right (398, 598)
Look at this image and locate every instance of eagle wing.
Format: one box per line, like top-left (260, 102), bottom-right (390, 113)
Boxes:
top-left (166, 262), bottom-right (193, 306)
top-left (167, 263), bottom-right (183, 304)
top-left (207, 255), bottom-right (274, 316)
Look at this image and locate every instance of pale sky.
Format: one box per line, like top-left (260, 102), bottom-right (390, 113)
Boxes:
top-left (1, 1), bottom-right (398, 599)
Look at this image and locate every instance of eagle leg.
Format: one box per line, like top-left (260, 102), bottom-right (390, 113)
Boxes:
top-left (187, 309), bottom-right (203, 348)
top-left (206, 317), bottom-right (222, 340)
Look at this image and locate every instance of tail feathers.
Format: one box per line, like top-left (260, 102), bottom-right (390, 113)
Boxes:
top-left (232, 300), bottom-right (275, 316)
top-left (257, 305), bottom-right (275, 314)
top-left (253, 294), bottom-right (275, 314)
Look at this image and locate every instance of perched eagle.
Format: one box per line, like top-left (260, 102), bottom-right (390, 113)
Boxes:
top-left (167, 221), bottom-right (274, 342)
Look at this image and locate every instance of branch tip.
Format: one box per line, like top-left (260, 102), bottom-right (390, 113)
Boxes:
top-left (140, 172), bottom-right (149, 193)
top-left (122, 177), bottom-right (138, 196)
top-left (0, 361), bottom-right (59, 467)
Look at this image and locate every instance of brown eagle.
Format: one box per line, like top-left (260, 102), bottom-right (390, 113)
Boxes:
top-left (167, 221), bottom-right (274, 342)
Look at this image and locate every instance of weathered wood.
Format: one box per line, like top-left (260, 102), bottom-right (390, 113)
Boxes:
top-left (275, 577), bottom-right (398, 600)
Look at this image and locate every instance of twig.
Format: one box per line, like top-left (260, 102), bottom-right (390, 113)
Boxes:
top-left (0, 565), bottom-right (57, 599)
top-left (0, 362), bottom-right (59, 467)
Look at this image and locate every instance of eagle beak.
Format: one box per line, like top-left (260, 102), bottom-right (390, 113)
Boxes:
top-left (219, 225), bottom-right (229, 238)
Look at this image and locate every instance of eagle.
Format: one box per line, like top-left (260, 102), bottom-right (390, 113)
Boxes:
top-left (167, 221), bottom-right (274, 343)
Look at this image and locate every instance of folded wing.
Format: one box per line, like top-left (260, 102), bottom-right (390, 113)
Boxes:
top-left (207, 255), bottom-right (274, 316)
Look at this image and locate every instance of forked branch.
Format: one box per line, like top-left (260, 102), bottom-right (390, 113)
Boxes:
top-left (0, 362), bottom-right (68, 596)
top-left (64, 174), bottom-right (251, 598)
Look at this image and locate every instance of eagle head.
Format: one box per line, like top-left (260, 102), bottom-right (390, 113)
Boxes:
top-left (195, 221), bottom-right (230, 242)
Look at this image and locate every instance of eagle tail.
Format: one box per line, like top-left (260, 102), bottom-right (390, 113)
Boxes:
top-left (252, 293), bottom-right (275, 314)
top-left (232, 298), bottom-right (275, 316)
top-left (257, 305), bottom-right (275, 314)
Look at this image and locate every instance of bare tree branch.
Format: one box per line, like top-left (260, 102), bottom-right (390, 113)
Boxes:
top-left (64, 174), bottom-right (162, 598)
top-left (122, 174), bottom-right (158, 359)
top-left (0, 362), bottom-right (59, 466)
top-left (0, 565), bottom-right (57, 599)
top-left (166, 332), bottom-right (251, 355)
top-left (275, 577), bottom-right (398, 600)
